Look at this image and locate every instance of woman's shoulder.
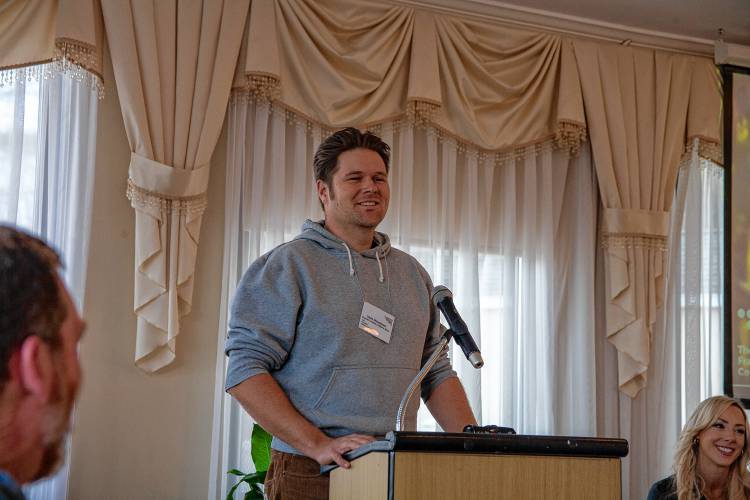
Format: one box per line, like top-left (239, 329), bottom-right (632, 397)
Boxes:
top-left (647, 476), bottom-right (677, 500)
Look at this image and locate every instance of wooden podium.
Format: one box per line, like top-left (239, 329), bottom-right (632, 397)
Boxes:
top-left (326, 431), bottom-right (628, 500)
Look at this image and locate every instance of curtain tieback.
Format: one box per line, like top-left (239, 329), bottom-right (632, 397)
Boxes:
top-left (126, 153), bottom-right (210, 215)
top-left (601, 208), bottom-right (669, 251)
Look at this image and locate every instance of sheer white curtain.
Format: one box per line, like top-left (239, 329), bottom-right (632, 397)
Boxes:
top-left (595, 139), bottom-right (725, 500)
top-left (209, 98), bottom-right (599, 497)
top-left (372, 126), bottom-right (598, 435)
top-left (643, 139), bottom-right (725, 487)
top-left (208, 99), bottom-right (325, 499)
top-left (0, 63), bottom-right (98, 500)
top-left (671, 141), bottom-right (725, 413)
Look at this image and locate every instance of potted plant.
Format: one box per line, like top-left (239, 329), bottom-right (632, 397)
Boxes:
top-left (227, 424), bottom-right (273, 500)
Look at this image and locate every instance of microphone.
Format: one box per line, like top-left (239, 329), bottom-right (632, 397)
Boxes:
top-left (431, 286), bottom-right (484, 369)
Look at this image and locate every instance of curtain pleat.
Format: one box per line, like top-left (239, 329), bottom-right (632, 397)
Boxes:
top-left (100, 0), bottom-right (249, 372)
top-left (236, 0), bottom-right (586, 155)
top-left (572, 41), bottom-right (721, 398)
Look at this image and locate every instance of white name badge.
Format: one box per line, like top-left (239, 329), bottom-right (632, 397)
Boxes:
top-left (359, 301), bottom-right (395, 344)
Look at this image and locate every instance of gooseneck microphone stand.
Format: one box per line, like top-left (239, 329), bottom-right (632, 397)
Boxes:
top-left (396, 285), bottom-right (484, 432)
top-left (395, 330), bottom-right (453, 432)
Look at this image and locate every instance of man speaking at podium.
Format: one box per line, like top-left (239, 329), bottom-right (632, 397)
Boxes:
top-left (225, 128), bottom-right (476, 499)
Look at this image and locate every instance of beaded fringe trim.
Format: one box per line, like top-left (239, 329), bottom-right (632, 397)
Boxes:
top-left (244, 74), bottom-right (280, 102)
top-left (555, 120), bottom-right (587, 156)
top-left (53, 38), bottom-right (103, 97)
top-left (678, 137), bottom-right (724, 180)
top-left (54, 39), bottom-right (98, 75)
top-left (231, 90), bottom-right (588, 167)
top-left (691, 137), bottom-right (722, 165)
top-left (0, 56), bottom-right (103, 98)
top-left (126, 179), bottom-right (208, 216)
top-left (601, 233), bottom-right (667, 251)
top-left (680, 155), bottom-right (724, 180)
top-left (406, 99), bottom-right (440, 126)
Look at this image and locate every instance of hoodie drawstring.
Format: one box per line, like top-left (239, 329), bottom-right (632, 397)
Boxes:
top-left (375, 250), bottom-right (384, 283)
top-left (341, 241), bottom-right (384, 283)
top-left (342, 242), bottom-right (355, 276)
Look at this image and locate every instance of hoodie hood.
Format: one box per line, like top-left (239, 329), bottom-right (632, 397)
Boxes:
top-left (295, 219), bottom-right (391, 259)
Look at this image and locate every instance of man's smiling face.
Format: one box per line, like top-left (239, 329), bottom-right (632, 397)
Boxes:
top-left (318, 147), bottom-right (390, 234)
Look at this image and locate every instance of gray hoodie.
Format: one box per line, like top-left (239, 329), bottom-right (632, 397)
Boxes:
top-left (225, 220), bottom-right (456, 454)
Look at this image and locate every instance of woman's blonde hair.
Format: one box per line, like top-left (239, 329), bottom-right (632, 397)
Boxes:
top-left (674, 395), bottom-right (750, 500)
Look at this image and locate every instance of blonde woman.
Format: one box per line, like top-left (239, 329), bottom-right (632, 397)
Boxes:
top-left (648, 395), bottom-right (750, 500)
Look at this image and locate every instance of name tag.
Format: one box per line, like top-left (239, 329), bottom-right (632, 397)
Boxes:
top-left (359, 301), bottom-right (395, 344)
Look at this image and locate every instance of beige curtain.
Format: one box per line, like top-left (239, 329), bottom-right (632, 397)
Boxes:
top-left (101, 0), bottom-right (249, 372)
top-left (0, 0), bottom-right (103, 82)
top-left (237, 0), bottom-right (724, 397)
top-left (236, 0), bottom-right (586, 156)
top-left (572, 41), bottom-right (721, 397)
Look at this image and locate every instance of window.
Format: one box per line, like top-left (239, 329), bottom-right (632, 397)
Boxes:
top-left (0, 63), bottom-right (98, 500)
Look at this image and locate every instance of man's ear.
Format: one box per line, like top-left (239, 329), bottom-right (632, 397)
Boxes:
top-left (17, 336), bottom-right (55, 402)
top-left (316, 179), bottom-right (329, 207)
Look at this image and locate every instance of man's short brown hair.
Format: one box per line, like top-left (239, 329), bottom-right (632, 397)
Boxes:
top-left (313, 127), bottom-right (391, 187)
top-left (0, 226), bottom-right (65, 384)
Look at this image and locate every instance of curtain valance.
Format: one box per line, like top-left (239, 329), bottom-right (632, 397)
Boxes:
top-left (234, 0), bottom-right (586, 156)
top-left (0, 0), bottom-right (103, 86)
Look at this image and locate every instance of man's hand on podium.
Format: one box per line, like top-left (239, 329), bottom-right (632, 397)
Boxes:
top-left (309, 433), bottom-right (376, 468)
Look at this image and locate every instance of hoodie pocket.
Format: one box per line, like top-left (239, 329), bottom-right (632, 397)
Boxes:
top-left (311, 365), bottom-right (418, 421)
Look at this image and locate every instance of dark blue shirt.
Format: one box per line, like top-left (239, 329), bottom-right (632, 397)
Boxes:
top-left (0, 470), bottom-right (25, 500)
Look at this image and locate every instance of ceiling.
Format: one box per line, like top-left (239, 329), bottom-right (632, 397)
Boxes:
top-left (494, 0), bottom-right (750, 44)
top-left (403, 0), bottom-right (750, 54)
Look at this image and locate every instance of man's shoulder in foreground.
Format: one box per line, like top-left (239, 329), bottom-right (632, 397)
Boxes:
top-left (0, 470), bottom-right (25, 500)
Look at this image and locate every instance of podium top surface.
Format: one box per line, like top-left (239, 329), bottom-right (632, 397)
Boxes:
top-left (321, 431), bottom-right (629, 474)
top-left (383, 431), bottom-right (628, 456)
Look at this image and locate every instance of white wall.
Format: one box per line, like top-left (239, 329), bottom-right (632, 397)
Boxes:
top-left (68, 47), bottom-right (227, 500)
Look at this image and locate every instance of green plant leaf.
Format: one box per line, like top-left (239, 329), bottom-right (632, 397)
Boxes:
top-left (245, 483), bottom-right (265, 499)
top-left (244, 486), bottom-right (264, 500)
top-left (227, 468), bottom-right (246, 476)
top-left (226, 481), bottom-right (241, 500)
top-left (251, 423), bottom-right (273, 472)
top-left (240, 471), bottom-right (266, 485)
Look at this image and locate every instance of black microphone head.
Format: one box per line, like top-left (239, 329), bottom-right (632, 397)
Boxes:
top-left (431, 285), bottom-right (453, 305)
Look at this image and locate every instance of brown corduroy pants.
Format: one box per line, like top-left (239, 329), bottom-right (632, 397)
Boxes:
top-left (264, 450), bottom-right (330, 500)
